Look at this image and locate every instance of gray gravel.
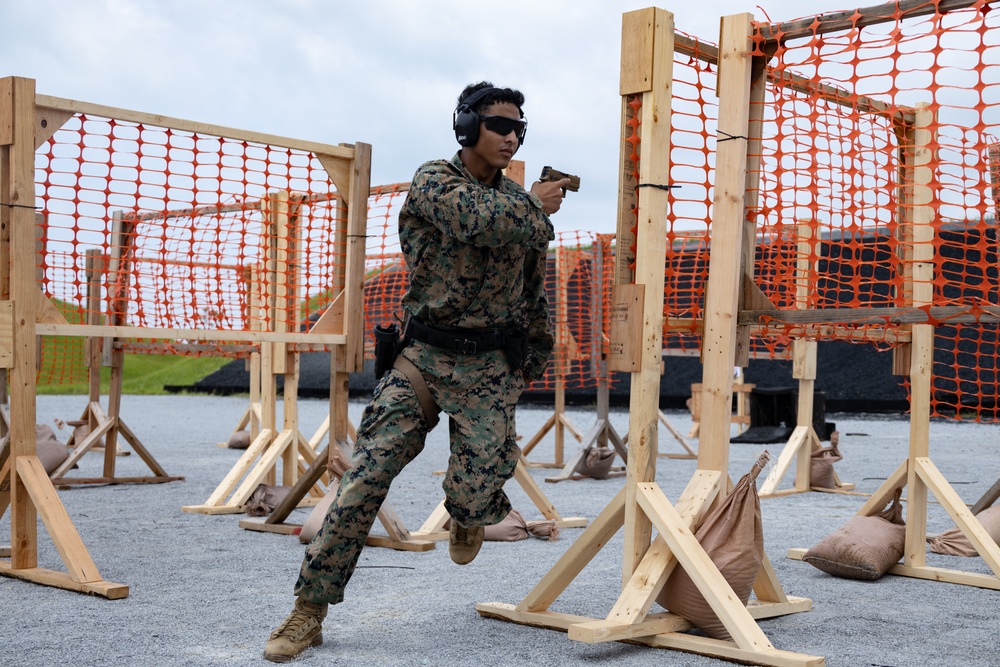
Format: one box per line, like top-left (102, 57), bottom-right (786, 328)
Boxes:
top-left (3, 394), bottom-right (999, 666)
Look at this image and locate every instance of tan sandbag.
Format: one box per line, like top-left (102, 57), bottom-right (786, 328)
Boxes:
top-left (483, 508), bottom-right (559, 542)
top-left (657, 451), bottom-right (769, 640)
top-left (226, 430), bottom-right (251, 449)
top-left (244, 484), bottom-right (291, 517)
top-left (793, 432), bottom-right (842, 489)
top-left (811, 432), bottom-right (842, 489)
top-left (36, 424), bottom-right (70, 475)
top-left (299, 483), bottom-right (339, 543)
top-left (927, 505), bottom-right (1000, 557)
top-left (803, 487), bottom-right (905, 580)
top-left (574, 444), bottom-right (616, 480)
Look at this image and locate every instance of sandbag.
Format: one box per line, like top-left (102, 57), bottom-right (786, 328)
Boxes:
top-left (803, 487), bottom-right (905, 580)
top-left (244, 484), bottom-right (291, 517)
top-left (36, 424), bottom-right (70, 475)
top-left (226, 430), bottom-right (251, 449)
top-left (927, 505), bottom-right (1000, 557)
top-left (574, 444), bottom-right (616, 480)
top-left (657, 451), bottom-right (769, 640)
top-left (483, 508), bottom-right (559, 542)
top-left (796, 431), bottom-right (842, 489)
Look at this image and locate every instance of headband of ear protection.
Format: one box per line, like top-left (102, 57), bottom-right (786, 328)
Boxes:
top-left (453, 87), bottom-right (526, 147)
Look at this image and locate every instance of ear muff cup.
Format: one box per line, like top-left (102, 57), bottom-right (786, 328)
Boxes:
top-left (453, 106), bottom-right (481, 147)
top-left (453, 87), bottom-right (501, 147)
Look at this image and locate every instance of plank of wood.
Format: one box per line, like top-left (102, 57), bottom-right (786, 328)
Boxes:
top-left (17, 456), bottom-right (100, 583)
top-left (35, 322), bottom-right (347, 345)
top-left (0, 563), bottom-right (128, 599)
top-left (184, 428), bottom-right (274, 510)
top-left (737, 304), bottom-right (1000, 327)
top-left (35, 94), bottom-right (355, 159)
top-left (757, 0), bottom-right (983, 43)
top-left (622, 4), bottom-right (674, 583)
top-left (516, 487), bottom-right (627, 614)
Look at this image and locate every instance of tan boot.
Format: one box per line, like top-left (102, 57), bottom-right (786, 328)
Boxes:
top-left (449, 520), bottom-right (484, 565)
top-left (263, 598), bottom-right (328, 663)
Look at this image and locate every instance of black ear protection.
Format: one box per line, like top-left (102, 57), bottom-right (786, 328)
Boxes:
top-left (453, 87), bottom-right (526, 147)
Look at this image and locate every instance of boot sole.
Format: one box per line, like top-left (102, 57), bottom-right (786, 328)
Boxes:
top-left (263, 633), bottom-right (322, 663)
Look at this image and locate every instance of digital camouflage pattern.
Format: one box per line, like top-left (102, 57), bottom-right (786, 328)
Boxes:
top-left (294, 153), bottom-right (554, 605)
top-left (399, 153), bottom-right (554, 381)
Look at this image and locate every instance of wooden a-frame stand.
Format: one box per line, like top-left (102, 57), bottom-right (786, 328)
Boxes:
top-left (183, 193), bottom-right (332, 515)
top-left (235, 179), bottom-right (435, 550)
top-left (788, 103), bottom-right (1000, 589)
top-left (542, 239), bottom-right (693, 483)
top-left (759, 222), bottom-right (853, 497)
top-left (49, 245), bottom-right (182, 486)
top-left (0, 77), bottom-right (127, 598)
top-left (478, 14), bottom-right (821, 666)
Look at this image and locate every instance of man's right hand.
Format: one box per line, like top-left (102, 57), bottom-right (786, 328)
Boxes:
top-left (530, 178), bottom-right (570, 215)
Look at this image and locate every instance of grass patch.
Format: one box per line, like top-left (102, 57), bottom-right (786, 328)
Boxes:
top-left (37, 354), bottom-right (230, 395)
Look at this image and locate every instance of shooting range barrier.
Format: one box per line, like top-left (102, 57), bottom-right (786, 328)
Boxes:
top-left (0, 77), bottom-right (371, 597)
top-left (479, 2), bottom-right (1000, 665)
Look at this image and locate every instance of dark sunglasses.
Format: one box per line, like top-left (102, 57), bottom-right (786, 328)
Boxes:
top-left (481, 115), bottom-right (527, 141)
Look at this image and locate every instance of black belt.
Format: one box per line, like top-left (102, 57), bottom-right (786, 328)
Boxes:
top-left (405, 317), bottom-right (509, 354)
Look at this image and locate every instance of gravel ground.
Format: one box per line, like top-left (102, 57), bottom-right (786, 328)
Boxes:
top-left (3, 394), bottom-right (999, 667)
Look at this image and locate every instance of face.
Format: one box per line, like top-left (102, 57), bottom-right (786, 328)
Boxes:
top-left (464, 101), bottom-right (523, 178)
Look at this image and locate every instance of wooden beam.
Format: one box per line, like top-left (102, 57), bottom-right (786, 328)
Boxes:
top-left (756, 0), bottom-right (991, 44)
top-left (35, 323), bottom-right (347, 345)
top-left (343, 143), bottom-right (371, 373)
top-left (672, 33), bottom-right (911, 124)
top-left (35, 95), bottom-right (355, 159)
top-left (697, 13), bottom-right (754, 474)
top-left (621, 6), bottom-right (674, 583)
top-left (738, 304), bottom-right (1000, 327)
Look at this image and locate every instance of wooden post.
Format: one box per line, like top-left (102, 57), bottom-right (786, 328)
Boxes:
top-left (758, 222), bottom-right (853, 497)
top-left (620, 6), bottom-right (674, 582)
top-left (0, 76), bottom-right (126, 597)
top-left (695, 13), bottom-right (755, 477)
top-left (903, 103), bottom-right (936, 569)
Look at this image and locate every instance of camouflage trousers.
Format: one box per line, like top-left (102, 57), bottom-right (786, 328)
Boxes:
top-left (294, 341), bottom-right (523, 605)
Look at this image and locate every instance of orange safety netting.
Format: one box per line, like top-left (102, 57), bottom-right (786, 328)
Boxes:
top-left (34, 109), bottom-right (361, 385)
top-left (620, 3), bottom-right (1000, 418)
top-left (749, 1), bottom-right (1000, 418)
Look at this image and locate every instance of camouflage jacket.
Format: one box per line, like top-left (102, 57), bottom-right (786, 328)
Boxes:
top-left (399, 152), bottom-right (555, 381)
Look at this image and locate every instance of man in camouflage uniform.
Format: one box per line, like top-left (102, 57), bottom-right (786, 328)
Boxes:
top-left (264, 81), bottom-right (570, 662)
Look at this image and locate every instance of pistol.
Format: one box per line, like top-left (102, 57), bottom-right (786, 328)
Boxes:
top-left (540, 166), bottom-right (580, 193)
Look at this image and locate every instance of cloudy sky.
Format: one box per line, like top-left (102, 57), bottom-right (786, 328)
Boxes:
top-left (3, 0), bottom-right (854, 234)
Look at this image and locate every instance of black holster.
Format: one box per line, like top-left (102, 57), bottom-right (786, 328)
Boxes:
top-left (373, 323), bottom-right (401, 379)
top-left (503, 329), bottom-right (529, 372)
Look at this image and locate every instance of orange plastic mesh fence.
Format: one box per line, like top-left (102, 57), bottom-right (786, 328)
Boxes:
top-left (637, 5), bottom-right (1000, 417)
top-left (531, 231), bottom-right (616, 392)
top-left (747, 2), bottom-right (1000, 418)
top-left (650, 36), bottom-right (786, 360)
top-left (33, 108), bottom-right (370, 385)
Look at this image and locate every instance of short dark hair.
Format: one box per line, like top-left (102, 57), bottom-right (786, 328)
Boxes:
top-left (457, 81), bottom-right (525, 116)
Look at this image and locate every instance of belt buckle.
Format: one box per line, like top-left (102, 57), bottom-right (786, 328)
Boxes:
top-left (459, 338), bottom-right (477, 354)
